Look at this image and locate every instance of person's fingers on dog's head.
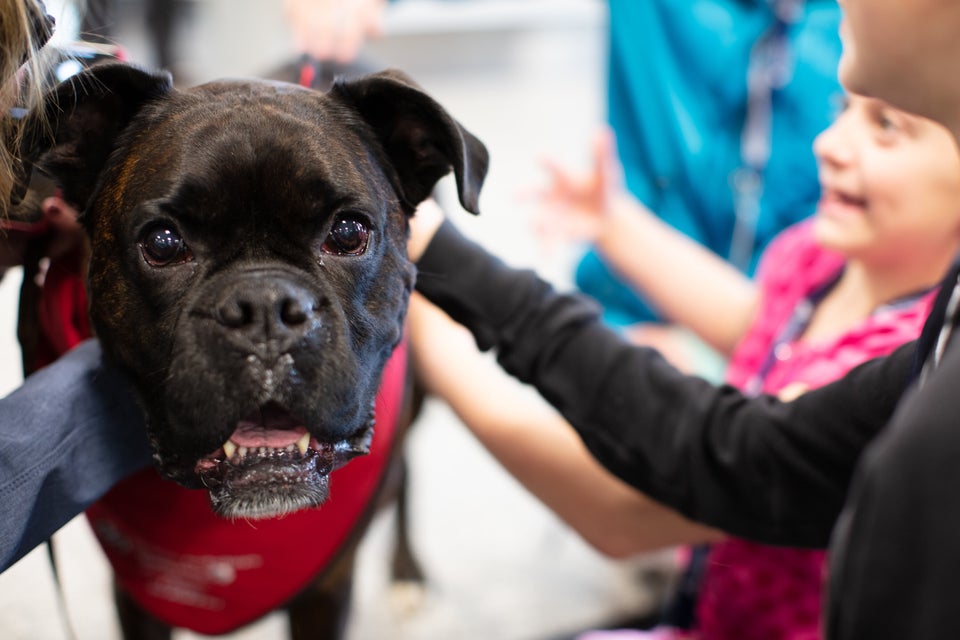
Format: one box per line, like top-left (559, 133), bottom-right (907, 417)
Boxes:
top-left (41, 195), bottom-right (86, 258)
top-left (42, 195), bottom-right (81, 231)
top-left (408, 198), bottom-right (446, 262)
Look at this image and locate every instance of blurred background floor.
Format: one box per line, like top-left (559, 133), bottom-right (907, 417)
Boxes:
top-left (0, 1), bottom-right (678, 638)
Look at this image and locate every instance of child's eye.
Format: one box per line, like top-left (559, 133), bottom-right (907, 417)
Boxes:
top-left (878, 113), bottom-right (899, 132)
top-left (874, 109), bottom-right (903, 144)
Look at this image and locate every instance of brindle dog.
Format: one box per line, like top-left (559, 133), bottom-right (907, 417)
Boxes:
top-left (18, 62), bottom-right (487, 639)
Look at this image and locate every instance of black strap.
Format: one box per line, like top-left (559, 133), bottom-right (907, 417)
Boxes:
top-left (45, 539), bottom-right (78, 640)
top-left (910, 258), bottom-right (960, 383)
top-left (659, 545), bottom-right (711, 629)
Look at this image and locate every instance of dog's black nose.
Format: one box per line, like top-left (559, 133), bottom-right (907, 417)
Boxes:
top-left (215, 274), bottom-right (319, 352)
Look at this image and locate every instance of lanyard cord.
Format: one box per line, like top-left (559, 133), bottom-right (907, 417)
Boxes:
top-left (743, 266), bottom-right (830, 397)
top-left (745, 269), bottom-right (935, 396)
top-left (729, 0), bottom-right (805, 272)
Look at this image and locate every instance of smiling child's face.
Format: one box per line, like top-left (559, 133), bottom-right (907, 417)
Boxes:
top-left (812, 94), bottom-right (960, 269)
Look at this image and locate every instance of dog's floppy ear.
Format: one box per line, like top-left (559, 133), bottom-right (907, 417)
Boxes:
top-left (330, 68), bottom-right (488, 215)
top-left (17, 62), bottom-right (173, 213)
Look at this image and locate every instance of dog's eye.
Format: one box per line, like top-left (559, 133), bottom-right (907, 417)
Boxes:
top-left (139, 225), bottom-right (191, 267)
top-left (321, 216), bottom-right (369, 256)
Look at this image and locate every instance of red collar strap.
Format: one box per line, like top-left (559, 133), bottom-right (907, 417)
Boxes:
top-left (86, 341), bottom-right (407, 635)
top-left (35, 256), bottom-right (89, 368)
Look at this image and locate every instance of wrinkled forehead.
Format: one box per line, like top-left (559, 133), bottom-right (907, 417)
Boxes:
top-left (106, 84), bottom-right (395, 218)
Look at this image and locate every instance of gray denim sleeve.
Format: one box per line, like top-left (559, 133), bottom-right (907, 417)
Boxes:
top-left (0, 339), bottom-right (150, 571)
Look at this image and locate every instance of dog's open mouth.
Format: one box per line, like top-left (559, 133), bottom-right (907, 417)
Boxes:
top-left (193, 402), bottom-right (372, 520)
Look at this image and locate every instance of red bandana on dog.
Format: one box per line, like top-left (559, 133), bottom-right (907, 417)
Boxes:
top-left (85, 344), bottom-right (406, 635)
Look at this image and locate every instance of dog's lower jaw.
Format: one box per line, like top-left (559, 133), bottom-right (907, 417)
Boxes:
top-left (209, 477), bottom-right (330, 520)
top-left (197, 444), bottom-right (335, 520)
top-left (196, 411), bottom-right (379, 520)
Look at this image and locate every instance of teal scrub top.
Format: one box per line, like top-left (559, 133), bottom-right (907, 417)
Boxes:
top-left (577, 0), bottom-right (843, 327)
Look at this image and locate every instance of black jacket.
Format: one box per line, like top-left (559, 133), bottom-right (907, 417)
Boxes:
top-left (416, 219), bottom-right (960, 640)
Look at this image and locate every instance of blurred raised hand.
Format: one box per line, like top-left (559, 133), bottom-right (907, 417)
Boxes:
top-left (534, 127), bottom-right (639, 248)
top-left (284, 0), bottom-right (388, 63)
top-left (535, 127), bottom-right (758, 359)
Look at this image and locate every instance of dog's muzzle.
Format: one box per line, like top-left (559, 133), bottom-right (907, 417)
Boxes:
top-left (193, 402), bottom-right (374, 520)
top-left (214, 271), bottom-right (321, 359)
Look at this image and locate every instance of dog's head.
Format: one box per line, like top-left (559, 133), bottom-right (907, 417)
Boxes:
top-left (22, 63), bottom-right (487, 518)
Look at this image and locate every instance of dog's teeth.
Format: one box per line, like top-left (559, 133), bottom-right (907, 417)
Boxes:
top-left (296, 432), bottom-right (310, 455)
top-left (286, 444), bottom-right (296, 453)
top-left (259, 447), bottom-right (268, 456)
top-left (238, 446), bottom-right (248, 458)
top-left (223, 440), bottom-right (237, 460)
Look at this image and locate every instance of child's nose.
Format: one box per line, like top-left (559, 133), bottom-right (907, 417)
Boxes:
top-left (813, 121), bottom-right (853, 168)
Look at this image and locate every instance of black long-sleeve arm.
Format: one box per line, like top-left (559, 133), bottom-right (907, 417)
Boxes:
top-left (415, 220), bottom-right (911, 547)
